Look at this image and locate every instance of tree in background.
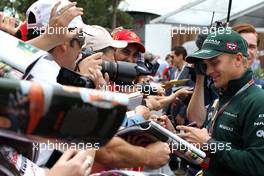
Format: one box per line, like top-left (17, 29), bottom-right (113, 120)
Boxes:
top-left (0, 0), bottom-right (36, 19)
top-left (76, 0), bottom-right (133, 29)
top-left (0, 0), bottom-right (133, 29)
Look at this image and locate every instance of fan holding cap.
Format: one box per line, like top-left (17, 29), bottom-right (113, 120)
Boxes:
top-left (26, 0), bottom-right (84, 41)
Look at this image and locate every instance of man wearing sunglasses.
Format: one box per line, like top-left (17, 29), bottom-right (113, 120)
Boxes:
top-left (23, 0), bottom-right (85, 83)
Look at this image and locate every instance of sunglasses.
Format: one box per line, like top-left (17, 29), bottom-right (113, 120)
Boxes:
top-left (73, 35), bottom-right (85, 47)
top-left (68, 28), bottom-right (86, 47)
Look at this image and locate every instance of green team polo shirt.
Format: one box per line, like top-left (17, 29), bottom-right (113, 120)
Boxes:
top-left (204, 69), bottom-right (264, 176)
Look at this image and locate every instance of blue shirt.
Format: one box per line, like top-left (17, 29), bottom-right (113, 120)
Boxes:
top-left (121, 114), bottom-right (145, 127)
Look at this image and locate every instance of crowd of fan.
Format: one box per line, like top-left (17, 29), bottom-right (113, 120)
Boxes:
top-left (1, 0), bottom-right (264, 176)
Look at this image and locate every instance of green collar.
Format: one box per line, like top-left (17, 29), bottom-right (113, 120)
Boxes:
top-left (215, 69), bottom-right (253, 100)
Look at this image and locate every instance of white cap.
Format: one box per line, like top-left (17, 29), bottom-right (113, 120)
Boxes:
top-left (82, 25), bottom-right (127, 51)
top-left (26, 0), bottom-right (84, 30)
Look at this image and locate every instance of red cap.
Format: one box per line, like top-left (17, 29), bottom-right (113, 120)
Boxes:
top-left (112, 29), bottom-right (145, 53)
top-left (19, 21), bottom-right (28, 41)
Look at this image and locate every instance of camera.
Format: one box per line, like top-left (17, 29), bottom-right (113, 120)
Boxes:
top-left (101, 60), bottom-right (152, 85)
top-left (57, 67), bottom-right (95, 88)
top-left (101, 53), bottom-right (159, 84)
top-left (144, 59), bottom-right (160, 75)
top-left (78, 49), bottom-right (156, 85)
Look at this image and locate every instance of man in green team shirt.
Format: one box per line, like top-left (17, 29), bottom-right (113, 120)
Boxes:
top-left (177, 29), bottom-right (264, 176)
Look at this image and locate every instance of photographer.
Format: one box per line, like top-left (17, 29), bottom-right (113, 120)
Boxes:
top-left (0, 1), bottom-right (84, 81)
top-left (73, 25), bottom-right (127, 89)
top-left (0, 1), bottom-right (97, 176)
top-left (23, 0), bottom-right (86, 83)
top-left (75, 28), bottom-right (172, 170)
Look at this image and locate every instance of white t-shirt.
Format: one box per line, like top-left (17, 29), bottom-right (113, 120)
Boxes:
top-left (24, 54), bottom-right (60, 166)
top-left (27, 54), bottom-right (60, 84)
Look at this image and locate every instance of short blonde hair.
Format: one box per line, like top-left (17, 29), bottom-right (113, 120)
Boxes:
top-left (228, 53), bottom-right (248, 68)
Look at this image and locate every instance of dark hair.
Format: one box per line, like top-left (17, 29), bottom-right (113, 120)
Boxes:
top-left (172, 46), bottom-right (187, 60)
top-left (95, 46), bottom-right (114, 54)
top-left (165, 54), bottom-right (172, 61)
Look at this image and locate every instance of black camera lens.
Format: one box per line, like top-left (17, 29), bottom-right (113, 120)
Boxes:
top-left (101, 61), bottom-right (138, 84)
top-left (101, 61), bottom-right (118, 82)
top-left (57, 67), bottom-right (95, 89)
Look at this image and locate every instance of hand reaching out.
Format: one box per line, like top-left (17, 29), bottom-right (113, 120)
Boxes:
top-left (27, 1), bottom-right (84, 51)
top-left (44, 1), bottom-right (84, 45)
top-left (47, 149), bottom-right (95, 176)
top-left (0, 12), bottom-right (19, 35)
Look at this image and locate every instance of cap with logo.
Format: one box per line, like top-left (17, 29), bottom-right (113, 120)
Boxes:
top-left (26, 0), bottom-right (84, 30)
top-left (186, 29), bottom-right (248, 63)
top-left (82, 25), bottom-right (127, 51)
top-left (112, 29), bottom-right (145, 53)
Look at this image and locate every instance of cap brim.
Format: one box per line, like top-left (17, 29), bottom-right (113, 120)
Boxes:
top-left (186, 49), bottom-right (222, 63)
top-left (128, 41), bottom-right (145, 53)
top-left (110, 40), bottom-right (128, 49)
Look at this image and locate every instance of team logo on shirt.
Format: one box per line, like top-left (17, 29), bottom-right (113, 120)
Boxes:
top-left (254, 122), bottom-right (264, 126)
top-left (204, 39), bottom-right (220, 45)
top-left (219, 124), bottom-right (233, 132)
top-left (256, 130), bottom-right (264, 138)
top-left (223, 111), bottom-right (237, 118)
top-left (258, 114), bottom-right (264, 118)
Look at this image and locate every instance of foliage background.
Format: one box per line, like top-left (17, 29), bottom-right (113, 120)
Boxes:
top-left (0, 0), bottom-right (133, 29)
